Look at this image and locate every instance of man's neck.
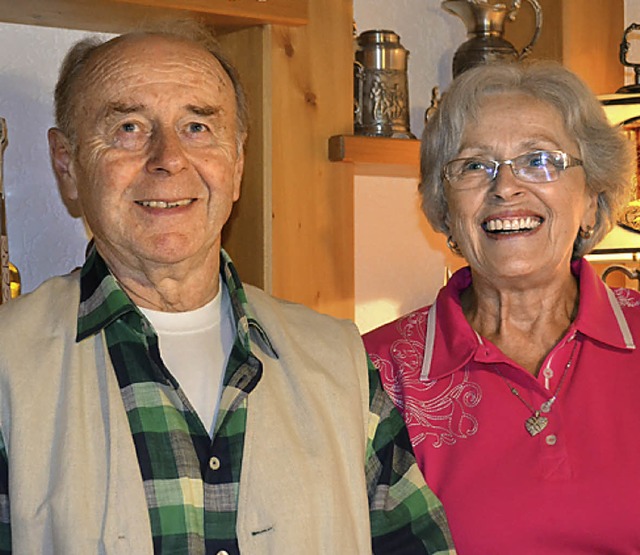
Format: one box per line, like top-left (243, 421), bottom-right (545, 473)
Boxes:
top-left (97, 244), bottom-right (222, 312)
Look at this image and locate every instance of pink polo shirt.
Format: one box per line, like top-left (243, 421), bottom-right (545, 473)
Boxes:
top-left (364, 259), bottom-right (640, 554)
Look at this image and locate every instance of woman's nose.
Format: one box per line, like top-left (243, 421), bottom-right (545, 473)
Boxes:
top-left (490, 163), bottom-right (526, 200)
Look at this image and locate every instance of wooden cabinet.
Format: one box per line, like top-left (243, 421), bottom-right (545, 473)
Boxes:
top-left (0, 0), bottom-right (308, 32)
top-left (505, 0), bottom-right (625, 95)
top-left (118, 0), bottom-right (307, 26)
top-left (329, 135), bottom-right (419, 178)
top-left (0, 0), bottom-right (355, 319)
top-left (222, 0), bottom-right (354, 319)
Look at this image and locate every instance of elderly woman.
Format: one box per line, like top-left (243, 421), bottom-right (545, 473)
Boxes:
top-left (364, 61), bottom-right (640, 554)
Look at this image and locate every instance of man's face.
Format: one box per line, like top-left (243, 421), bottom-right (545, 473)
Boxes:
top-left (50, 35), bottom-right (244, 277)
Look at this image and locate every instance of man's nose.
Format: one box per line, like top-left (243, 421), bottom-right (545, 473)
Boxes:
top-left (146, 128), bottom-right (188, 175)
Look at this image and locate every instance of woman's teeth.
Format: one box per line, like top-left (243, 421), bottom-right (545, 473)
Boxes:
top-left (483, 217), bottom-right (542, 232)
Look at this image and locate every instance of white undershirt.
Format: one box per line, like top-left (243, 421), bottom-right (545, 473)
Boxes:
top-left (139, 281), bottom-right (235, 437)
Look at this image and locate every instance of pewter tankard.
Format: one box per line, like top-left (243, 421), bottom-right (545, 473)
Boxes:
top-left (443, 0), bottom-right (542, 77)
top-left (354, 30), bottom-right (414, 138)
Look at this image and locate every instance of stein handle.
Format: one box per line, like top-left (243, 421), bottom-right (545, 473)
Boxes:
top-left (516, 0), bottom-right (543, 60)
top-left (353, 60), bottom-right (364, 127)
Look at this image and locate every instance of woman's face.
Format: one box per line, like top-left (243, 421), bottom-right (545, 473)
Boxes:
top-left (445, 92), bottom-right (598, 286)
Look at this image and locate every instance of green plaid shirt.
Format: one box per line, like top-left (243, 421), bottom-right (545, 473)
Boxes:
top-left (0, 244), bottom-right (455, 554)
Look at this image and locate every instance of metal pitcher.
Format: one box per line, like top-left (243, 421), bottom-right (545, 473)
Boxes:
top-left (443, 0), bottom-right (543, 77)
top-left (354, 30), bottom-right (415, 138)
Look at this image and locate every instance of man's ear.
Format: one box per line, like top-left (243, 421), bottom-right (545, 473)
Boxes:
top-left (232, 141), bottom-right (245, 202)
top-left (48, 128), bottom-right (78, 202)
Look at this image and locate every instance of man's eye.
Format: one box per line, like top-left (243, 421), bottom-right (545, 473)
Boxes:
top-left (121, 122), bottom-right (139, 133)
top-left (112, 121), bottom-right (148, 150)
top-left (188, 122), bottom-right (208, 133)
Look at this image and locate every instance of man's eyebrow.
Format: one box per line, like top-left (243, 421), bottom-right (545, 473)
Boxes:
top-left (187, 104), bottom-right (223, 117)
top-left (98, 103), bottom-right (224, 120)
top-left (101, 102), bottom-right (145, 119)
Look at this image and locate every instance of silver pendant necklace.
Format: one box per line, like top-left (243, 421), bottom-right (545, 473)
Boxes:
top-left (495, 338), bottom-right (579, 437)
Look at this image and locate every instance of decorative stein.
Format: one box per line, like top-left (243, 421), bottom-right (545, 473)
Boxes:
top-left (442, 0), bottom-right (543, 77)
top-left (354, 30), bottom-right (415, 138)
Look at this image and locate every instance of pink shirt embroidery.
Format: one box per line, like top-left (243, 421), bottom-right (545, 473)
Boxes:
top-left (364, 259), bottom-right (640, 554)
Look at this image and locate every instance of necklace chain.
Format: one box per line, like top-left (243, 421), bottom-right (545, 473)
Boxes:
top-left (495, 338), bottom-right (580, 437)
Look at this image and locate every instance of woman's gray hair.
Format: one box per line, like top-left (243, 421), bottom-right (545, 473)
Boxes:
top-left (420, 61), bottom-right (636, 258)
top-left (53, 19), bottom-right (249, 152)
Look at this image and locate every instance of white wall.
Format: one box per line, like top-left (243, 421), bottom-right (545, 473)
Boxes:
top-left (627, 0), bottom-right (640, 34)
top-left (0, 24), bottom-right (113, 293)
top-left (354, 175), bottom-right (463, 333)
top-left (353, 0), bottom-right (464, 332)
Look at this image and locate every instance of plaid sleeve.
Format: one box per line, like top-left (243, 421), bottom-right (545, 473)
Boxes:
top-left (0, 429), bottom-right (11, 554)
top-left (366, 358), bottom-right (456, 555)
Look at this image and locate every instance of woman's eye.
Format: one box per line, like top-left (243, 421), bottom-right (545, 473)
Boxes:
top-left (525, 151), bottom-right (556, 168)
top-left (462, 159), bottom-right (489, 172)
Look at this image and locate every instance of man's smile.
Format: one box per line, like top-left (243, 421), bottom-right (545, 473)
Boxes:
top-left (135, 198), bottom-right (195, 209)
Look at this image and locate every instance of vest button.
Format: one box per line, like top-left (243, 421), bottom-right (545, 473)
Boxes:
top-left (209, 456), bottom-right (221, 471)
top-left (216, 551), bottom-right (230, 555)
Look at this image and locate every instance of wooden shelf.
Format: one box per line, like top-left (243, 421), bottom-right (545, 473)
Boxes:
top-left (0, 0), bottom-right (308, 33)
top-left (328, 135), bottom-right (420, 178)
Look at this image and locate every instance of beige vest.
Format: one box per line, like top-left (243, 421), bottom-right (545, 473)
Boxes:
top-left (0, 273), bottom-right (372, 554)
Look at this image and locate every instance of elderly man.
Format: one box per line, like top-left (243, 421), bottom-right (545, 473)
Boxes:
top-left (0, 24), bottom-right (454, 554)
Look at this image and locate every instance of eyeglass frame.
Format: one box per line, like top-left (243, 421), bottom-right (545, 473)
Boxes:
top-left (442, 149), bottom-right (584, 189)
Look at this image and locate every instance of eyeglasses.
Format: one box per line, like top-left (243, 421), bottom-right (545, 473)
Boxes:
top-left (443, 150), bottom-right (584, 190)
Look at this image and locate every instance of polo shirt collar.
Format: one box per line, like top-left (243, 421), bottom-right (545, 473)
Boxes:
top-left (570, 258), bottom-right (635, 350)
top-left (421, 258), bottom-right (635, 381)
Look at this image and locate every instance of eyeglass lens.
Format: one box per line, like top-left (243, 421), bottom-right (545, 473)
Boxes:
top-left (444, 150), bottom-right (578, 189)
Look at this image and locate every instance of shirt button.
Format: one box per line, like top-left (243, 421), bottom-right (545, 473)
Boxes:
top-left (209, 456), bottom-right (221, 471)
top-left (545, 434), bottom-right (557, 446)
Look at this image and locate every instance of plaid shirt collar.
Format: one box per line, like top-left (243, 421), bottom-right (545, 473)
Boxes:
top-left (76, 241), bottom-right (276, 358)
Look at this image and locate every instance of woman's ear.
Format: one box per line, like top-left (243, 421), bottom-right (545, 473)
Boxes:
top-left (581, 190), bottom-right (599, 231)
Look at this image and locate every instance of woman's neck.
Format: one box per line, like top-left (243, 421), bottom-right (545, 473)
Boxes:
top-left (462, 268), bottom-right (579, 375)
